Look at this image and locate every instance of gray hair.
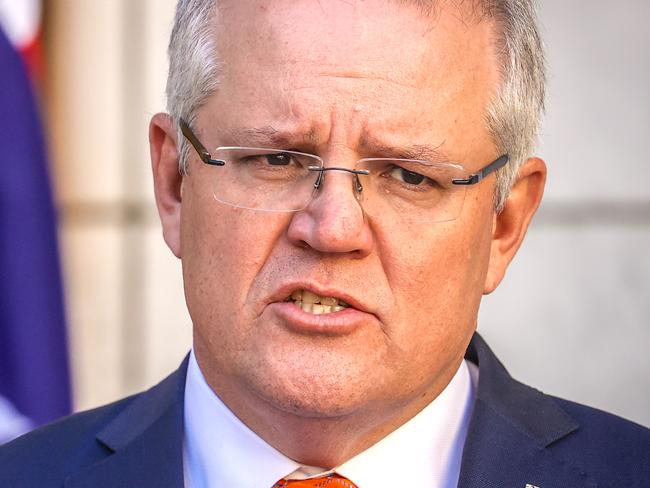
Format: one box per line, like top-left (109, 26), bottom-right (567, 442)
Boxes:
top-left (166, 0), bottom-right (545, 211)
top-left (166, 0), bottom-right (221, 176)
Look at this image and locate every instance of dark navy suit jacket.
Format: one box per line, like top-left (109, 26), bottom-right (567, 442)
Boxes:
top-left (1, 334), bottom-right (649, 487)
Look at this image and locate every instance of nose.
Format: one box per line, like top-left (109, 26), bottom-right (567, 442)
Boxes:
top-left (286, 169), bottom-right (374, 257)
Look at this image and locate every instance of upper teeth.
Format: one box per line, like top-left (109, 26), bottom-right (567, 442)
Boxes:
top-left (290, 290), bottom-right (348, 314)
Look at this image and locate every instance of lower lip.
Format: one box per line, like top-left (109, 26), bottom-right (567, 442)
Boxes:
top-left (266, 301), bottom-right (375, 335)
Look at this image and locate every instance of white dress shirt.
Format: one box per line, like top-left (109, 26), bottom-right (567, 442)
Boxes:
top-left (183, 350), bottom-right (477, 488)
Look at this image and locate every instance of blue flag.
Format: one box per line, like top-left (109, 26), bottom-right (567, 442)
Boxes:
top-left (0, 27), bottom-right (71, 439)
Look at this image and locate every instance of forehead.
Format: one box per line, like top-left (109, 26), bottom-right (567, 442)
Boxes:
top-left (205, 0), bottom-right (499, 154)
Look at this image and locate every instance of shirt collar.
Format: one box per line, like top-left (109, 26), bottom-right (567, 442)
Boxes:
top-left (183, 350), bottom-right (301, 488)
top-left (336, 359), bottom-right (477, 487)
top-left (184, 350), bottom-right (477, 488)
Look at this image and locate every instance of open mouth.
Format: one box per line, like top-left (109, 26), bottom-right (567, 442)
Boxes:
top-left (285, 289), bottom-right (350, 315)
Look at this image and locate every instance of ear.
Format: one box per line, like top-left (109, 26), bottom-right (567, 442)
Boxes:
top-left (150, 113), bottom-right (183, 258)
top-left (483, 157), bottom-right (546, 294)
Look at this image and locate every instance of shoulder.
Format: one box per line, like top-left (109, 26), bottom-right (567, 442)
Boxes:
top-left (0, 359), bottom-right (188, 488)
top-left (549, 395), bottom-right (650, 485)
top-left (465, 334), bottom-right (650, 487)
top-left (0, 394), bottom-right (138, 486)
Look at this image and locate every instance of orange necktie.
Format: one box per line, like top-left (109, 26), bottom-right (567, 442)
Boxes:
top-left (273, 473), bottom-right (359, 487)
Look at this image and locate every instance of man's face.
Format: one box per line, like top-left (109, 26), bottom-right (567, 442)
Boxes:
top-left (180, 0), bottom-right (501, 422)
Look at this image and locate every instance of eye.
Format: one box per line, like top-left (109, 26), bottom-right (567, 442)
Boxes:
top-left (265, 152), bottom-right (292, 166)
top-left (388, 166), bottom-right (429, 186)
top-left (237, 151), bottom-right (299, 168)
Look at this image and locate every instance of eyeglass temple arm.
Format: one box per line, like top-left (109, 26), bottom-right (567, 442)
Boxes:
top-left (452, 154), bottom-right (509, 186)
top-left (179, 119), bottom-right (225, 166)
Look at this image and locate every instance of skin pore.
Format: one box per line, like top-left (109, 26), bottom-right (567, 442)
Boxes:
top-left (150, 0), bottom-right (546, 468)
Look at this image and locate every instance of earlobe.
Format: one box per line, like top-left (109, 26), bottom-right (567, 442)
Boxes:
top-left (483, 157), bottom-right (547, 294)
top-left (150, 113), bottom-right (183, 258)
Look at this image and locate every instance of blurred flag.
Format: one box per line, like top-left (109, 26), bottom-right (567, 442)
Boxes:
top-left (0, 6), bottom-right (71, 443)
top-left (0, 0), bottom-right (43, 82)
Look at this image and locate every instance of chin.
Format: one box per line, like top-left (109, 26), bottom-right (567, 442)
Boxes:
top-left (263, 388), bottom-right (369, 419)
top-left (246, 360), bottom-right (378, 419)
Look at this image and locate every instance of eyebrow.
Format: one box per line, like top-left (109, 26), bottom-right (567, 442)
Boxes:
top-left (223, 127), bottom-right (452, 163)
top-left (361, 139), bottom-right (453, 163)
top-left (227, 126), bottom-right (321, 148)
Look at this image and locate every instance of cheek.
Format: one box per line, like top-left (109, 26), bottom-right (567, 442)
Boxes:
top-left (379, 211), bottom-right (493, 342)
top-left (180, 186), bottom-right (284, 340)
top-left (381, 225), bottom-right (467, 306)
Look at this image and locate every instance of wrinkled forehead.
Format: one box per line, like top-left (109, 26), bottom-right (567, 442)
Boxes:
top-left (214, 0), bottom-right (498, 75)
top-left (201, 0), bottom-right (501, 156)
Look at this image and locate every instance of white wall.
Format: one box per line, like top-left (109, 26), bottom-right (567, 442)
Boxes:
top-left (47, 0), bottom-right (649, 426)
top-left (479, 0), bottom-right (650, 427)
top-left (47, 0), bottom-right (191, 410)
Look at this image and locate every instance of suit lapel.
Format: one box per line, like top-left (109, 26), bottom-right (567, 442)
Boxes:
top-left (59, 336), bottom-right (601, 487)
top-left (64, 357), bottom-right (188, 488)
top-left (457, 334), bottom-right (596, 488)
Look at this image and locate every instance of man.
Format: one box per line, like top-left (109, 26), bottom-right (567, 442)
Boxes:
top-left (1, 0), bottom-right (649, 486)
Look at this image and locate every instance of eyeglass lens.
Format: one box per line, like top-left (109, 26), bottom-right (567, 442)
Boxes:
top-left (203, 147), bottom-right (472, 223)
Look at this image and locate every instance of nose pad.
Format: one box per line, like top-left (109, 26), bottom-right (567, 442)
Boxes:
top-left (353, 174), bottom-right (363, 194)
top-left (311, 166), bottom-right (368, 194)
top-left (309, 168), bottom-right (368, 217)
top-left (290, 166), bottom-right (373, 256)
top-left (312, 169), bottom-right (324, 190)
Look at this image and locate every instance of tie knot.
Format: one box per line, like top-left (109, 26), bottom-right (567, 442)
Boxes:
top-left (273, 473), bottom-right (358, 487)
